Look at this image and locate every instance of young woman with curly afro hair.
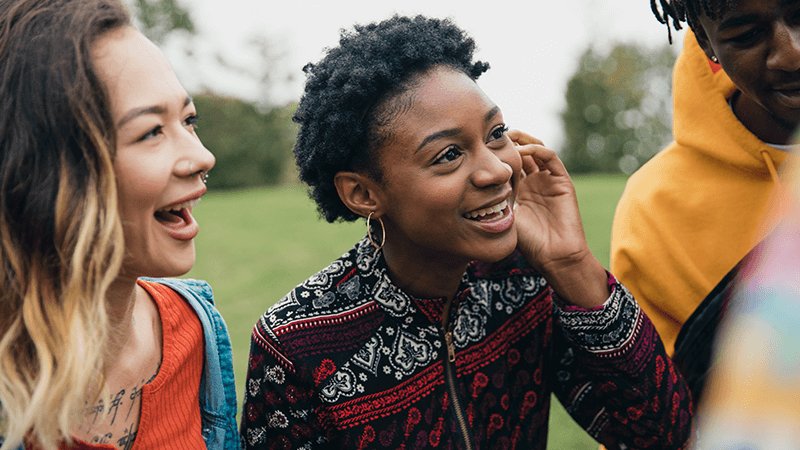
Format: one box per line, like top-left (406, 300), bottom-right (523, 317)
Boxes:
top-left (241, 15), bottom-right (693, 450)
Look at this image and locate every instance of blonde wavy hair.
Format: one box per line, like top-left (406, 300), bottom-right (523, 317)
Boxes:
top-left (0, 0), bottom-right (130, 448)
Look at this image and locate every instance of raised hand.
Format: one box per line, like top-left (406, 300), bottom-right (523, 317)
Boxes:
top-left (509, 130), bottom-right (608, 308)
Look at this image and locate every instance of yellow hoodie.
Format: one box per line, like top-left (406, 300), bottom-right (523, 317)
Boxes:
top-left (610, 30), bottom-right (791, 355)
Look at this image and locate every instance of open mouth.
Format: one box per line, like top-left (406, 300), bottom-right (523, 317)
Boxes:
top-left (464, 199), bottom-right (511, 222)
top-left (154, 198), bottom-right (199, 226)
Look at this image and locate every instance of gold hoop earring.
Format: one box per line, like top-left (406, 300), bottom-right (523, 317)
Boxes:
top-left (366, 211), bottom-right (385, 251)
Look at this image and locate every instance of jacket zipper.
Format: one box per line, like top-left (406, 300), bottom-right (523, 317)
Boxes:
top-left (441, 295), bottom-right (474, 450)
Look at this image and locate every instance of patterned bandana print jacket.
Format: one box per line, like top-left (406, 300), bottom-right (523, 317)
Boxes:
top-left (240, 238), bottom-right (693, 449)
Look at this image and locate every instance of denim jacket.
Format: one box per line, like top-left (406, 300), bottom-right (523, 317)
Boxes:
top-left (1, 278), bottom-right (239, 450)
top-left (144, 277), bottom-right (240, 450)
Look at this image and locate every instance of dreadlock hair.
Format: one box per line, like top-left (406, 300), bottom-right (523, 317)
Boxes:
top-left (0, 0), bottom-right (128, 448)
top-left (651, 0), bottom-right (739, 43)
top-left (293, 15), bottom-right (490, 223)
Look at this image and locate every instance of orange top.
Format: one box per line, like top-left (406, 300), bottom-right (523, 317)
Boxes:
top-left (64, 280), bottom-right (206, 450)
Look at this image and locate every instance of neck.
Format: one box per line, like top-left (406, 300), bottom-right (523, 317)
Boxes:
top-left (104, 276), bottom-right (139, 355)
top-left (733, 90), bottom-right (797, 145)
top-left (381, 241), bottom-right (469, 301)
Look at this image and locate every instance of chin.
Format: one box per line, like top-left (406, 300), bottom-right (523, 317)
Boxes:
top-left (472, 236), bottom-right (518, 263)
top-left (124, 254), bottom-right (196, 279)
top-left (161, 257), bottom-right (196, 278)
top-left (156, 244), bottom-right (196, 277)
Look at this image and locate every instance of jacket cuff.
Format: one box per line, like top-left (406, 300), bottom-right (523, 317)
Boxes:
top-left (554, 273), bottom-right (641, 353)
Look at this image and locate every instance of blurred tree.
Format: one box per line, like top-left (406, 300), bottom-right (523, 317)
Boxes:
top-left (194, 95), bottom-right (296, 189)
top-left (126, 0), bottom-right (299, 188)
top-left (129, 0), bottom-right (194, 44)
top-left (560, 43), bottom-right (676, 174)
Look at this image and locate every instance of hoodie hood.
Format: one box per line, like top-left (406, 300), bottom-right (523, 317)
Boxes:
top-left (610, 30), bottom-right (793, 355)
top-left (674, 31), bottom-right (789, 175)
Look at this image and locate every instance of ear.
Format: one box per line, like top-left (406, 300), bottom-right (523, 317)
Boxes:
top-left (334, 171), bottom-right (386, 218)
top-left (692, 26), bottom-right (717, 62)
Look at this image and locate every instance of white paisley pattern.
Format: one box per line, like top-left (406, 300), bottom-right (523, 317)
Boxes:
top-left (320, 367), bottom-right (359, 402)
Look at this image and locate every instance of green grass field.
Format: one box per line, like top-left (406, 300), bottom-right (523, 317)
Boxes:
top-left (188, 174), bottom-right (628, 449)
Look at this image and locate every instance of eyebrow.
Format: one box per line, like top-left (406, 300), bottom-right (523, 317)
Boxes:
top-left (117, 96), bottom-right (193, 128)
top-left (415, 105), bottom-right (502, 152)
top-left (718, 13), bottom-right (759, 31)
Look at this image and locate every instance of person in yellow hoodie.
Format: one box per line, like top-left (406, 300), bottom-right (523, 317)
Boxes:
top-left (611, 0), bottom-right (798, 403)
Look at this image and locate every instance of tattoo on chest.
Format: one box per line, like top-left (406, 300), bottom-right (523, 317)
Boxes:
top-left (80, 371), bottom-right (157, 449)
top-left (87, 427), bottom-right (137, 450)
top-left (126, 384), bottom-right (143, 421)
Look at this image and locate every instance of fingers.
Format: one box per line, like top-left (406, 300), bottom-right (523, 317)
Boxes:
top-left (508, 129), bottom-right (544, 146)
top-left (517, 144), bottom-right (568, 177)
top-left (507, 129), bottom-right (567, 177)
top-left (521, 154), bottom-right (538, 175)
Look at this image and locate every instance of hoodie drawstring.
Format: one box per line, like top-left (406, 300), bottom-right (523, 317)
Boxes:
top-left (760, 150), bottom-right (781, 185)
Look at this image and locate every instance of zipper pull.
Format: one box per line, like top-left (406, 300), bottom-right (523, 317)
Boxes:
top-left (445, 331), bottom-right (456, 363)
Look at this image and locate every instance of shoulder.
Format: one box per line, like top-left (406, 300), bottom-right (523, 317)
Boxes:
top-left (139, 277), bottom-right (215, 305)
top-left (251, 240), bottom-right (384, 362)
top-left (615, 140), bottom-right (695, 216)
top-left (261, 248), bottom-right (363, 329)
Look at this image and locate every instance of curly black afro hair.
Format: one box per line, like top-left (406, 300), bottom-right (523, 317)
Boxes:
top-left (293, 14), bottom-right (490, 223)
top-left (651, 0), bottom-right (738, 43)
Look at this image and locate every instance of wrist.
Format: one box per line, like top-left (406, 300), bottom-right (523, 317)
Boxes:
top-left (541, 251), bottom-right (609, 309)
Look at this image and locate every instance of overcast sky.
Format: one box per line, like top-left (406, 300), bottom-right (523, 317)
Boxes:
top-left (164, 0), bottom-right (686, 147)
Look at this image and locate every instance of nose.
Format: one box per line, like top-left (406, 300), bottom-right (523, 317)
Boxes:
top-left (767, 22), bottom-right (800, 72)
top-left (470, 146), bottom-right (513, 188)
top-left (175, 131), bottom-right (215, 180)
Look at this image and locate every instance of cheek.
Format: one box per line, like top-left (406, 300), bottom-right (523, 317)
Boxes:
top-left (719, 54), bottom-right (758, 85)
top-left (404, 184), bottom-right (461, 212)
top-left (113, 156), bottom-right (167, 215)
top-left (115, 180), bottom-right (151, 223)
top-left (385, 177), bottom-right (463, 225)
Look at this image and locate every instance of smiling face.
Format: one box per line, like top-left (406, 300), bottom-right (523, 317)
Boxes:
top-left (92, 26), bottom-right (215, 279)
top-left (372, 67), bottom-right (522, 275)
top-left (695, 0), bottom-right (800, 142)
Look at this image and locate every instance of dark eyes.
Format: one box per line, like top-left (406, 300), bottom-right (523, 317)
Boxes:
top-left (138, 114), bottom-right (199, 142)
top-left (434, 146), bottom-right (463, 164)
top-left (728, 27), bottom-right (763, 46)
top-left (432, 124), bottom-right (508, 165)
top-left (139, 125), bottom-right (163, 142)
top-left (490, 125), bottom-right (509, 141)
top-left (185, 114), bottom-right (199, 129)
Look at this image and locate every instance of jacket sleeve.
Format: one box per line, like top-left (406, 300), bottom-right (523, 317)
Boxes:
top-left (550, 275), bottom-right (694, 449)
top-left (240, 319), bottom-right (329, 450)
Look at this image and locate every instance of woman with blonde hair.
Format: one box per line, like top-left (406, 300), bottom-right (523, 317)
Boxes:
top-left (0, 0), bottom-right (238, 448)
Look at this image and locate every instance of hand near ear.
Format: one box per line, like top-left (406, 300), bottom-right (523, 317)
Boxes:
top-left (508, 129), bottom-right (583, 267)
top-left (508, 129), bottom-right (608, 308)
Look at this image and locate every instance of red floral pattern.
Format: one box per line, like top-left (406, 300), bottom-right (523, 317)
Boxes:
top-left (240, 238), bottom-right (693, 449)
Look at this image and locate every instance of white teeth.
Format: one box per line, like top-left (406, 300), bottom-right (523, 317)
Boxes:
top-left (157, 198), bottom-right (199, 214)
top-left (464, 199), bottom-right (509, 219)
